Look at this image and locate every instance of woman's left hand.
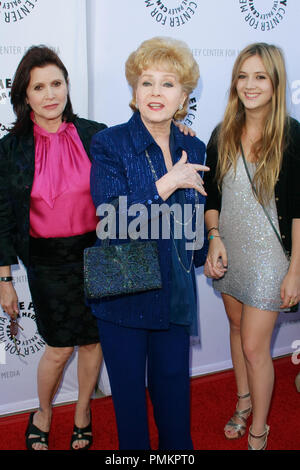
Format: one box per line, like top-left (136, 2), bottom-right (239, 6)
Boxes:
top-left (280, 271), bottom-right (300, 309)
top-left (204, 258), bottom-right (225, 279)
top-left (173, 121), bottom-right (196, 137)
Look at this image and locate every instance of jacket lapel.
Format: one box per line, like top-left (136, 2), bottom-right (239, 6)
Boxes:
top-left (18, 132), bottom-right (35, 185)
top-left (171, 124), bottom-right (195, 203)
top-left (74, 119), bottom-right (92, 160)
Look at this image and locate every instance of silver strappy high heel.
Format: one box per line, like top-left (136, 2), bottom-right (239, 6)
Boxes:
top-left (248, 424), bottom-right (270, 450)
top-left (224, 392), bottom-right (252, 440)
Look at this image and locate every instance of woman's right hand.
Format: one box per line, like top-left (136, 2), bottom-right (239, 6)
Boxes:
top-left (205, 237), bottom-right (228, 279)
top-left (164, 150), bottom-right (210, 197)
top-left (0, 282), bottom-right (19, 318)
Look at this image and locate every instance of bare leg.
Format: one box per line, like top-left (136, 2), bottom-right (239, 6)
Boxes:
top-left (222, 294), bottom-right (252, 437)
top-left (241, 305), bottom-right (278, 449)
top-left (30, 345), bottom-right (74, 450)
top-left (71, 342), bottom-right (103, 449)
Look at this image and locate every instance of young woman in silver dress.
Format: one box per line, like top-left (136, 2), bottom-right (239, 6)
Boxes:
top-left (204, 43), bottom-right (300, 450)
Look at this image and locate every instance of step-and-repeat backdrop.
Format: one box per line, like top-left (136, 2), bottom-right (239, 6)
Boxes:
top-left (1, 0), bottom-right (300, 414)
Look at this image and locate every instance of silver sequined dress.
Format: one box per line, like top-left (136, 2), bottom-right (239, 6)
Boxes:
top-left (213, 156), bottom-right (289, 311)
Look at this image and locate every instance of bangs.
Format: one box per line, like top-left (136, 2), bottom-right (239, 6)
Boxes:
top-left (136, 52), bottom-right (184, 81)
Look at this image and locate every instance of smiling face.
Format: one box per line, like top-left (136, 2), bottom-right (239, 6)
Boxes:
top-left (26, 64), bottom-right (68, 132)
top-left (135, 68), bottom-right (187, 131)
top-left (236, 54), bottom-right (274, 116)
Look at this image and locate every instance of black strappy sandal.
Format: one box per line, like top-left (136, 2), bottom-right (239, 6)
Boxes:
top-left (70, 413), bottom-right (93, 451)
top-left (25, 412), bottom-right (49, 450)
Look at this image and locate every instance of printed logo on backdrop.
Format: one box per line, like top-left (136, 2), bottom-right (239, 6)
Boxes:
top-left (0, 120), bottom-right (11, 138)
top-left (145, 0), bottom-right (198, 27)
top-left (291, 79), bottom-right (300, 123)
top-left (182, 95), bottom-right (198, 128)
top-left (239, 0), bottom-right (288, 31)
top-left (193, 48), bottom-right (240, 60)
top-left (292, 80), bottom-right (300, 105)
top-left (0, 298), bottom-right (45, 361)
top-left (0, 0), bottom-right (39, 24)
top-left (0, 76), bottom-right (11, 110)
top-left (0, 76), bottom-right (12, 138)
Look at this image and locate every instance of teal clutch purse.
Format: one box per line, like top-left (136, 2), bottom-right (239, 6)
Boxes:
top-left (84, 239), bottom-right (162, 299)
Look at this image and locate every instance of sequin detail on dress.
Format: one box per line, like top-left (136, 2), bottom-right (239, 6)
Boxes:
top-left (213, 157), bottom-right (289, 311)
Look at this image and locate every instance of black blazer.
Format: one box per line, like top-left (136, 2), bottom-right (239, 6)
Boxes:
top-left (0, 117), bottom-right (106, 267)
top-left (204, 117), bottom-right (300, 255)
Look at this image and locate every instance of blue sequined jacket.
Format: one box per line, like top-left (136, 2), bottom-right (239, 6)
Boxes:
top-left (89, 111), bottom-right (206, 330)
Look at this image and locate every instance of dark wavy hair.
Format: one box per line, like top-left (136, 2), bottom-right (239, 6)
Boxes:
top-left (10, 45), bottom-right (76, 136)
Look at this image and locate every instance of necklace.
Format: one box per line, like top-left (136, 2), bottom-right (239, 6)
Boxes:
top-left (145, 150), bottom-right (199, 225)
top-left (145, 149), bottom-right (198, 274)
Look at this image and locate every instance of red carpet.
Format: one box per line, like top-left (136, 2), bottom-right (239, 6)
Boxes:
top-left (0, 356), bottom-right (299, 450)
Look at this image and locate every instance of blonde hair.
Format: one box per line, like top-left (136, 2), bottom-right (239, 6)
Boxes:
top-left (125, 36), bottom-right (199, 120)
top-left (216, 42), bottom-right (288, 204)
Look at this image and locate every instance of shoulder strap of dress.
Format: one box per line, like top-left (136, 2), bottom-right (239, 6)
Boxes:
top-left (240, 143), bottom-right (290, 260)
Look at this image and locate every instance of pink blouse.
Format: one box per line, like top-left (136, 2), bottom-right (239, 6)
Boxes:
top-left (30, 119), bottom-right (98, 238)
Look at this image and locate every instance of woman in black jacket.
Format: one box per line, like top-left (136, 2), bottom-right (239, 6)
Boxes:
top-left (204, 43), bottom-right (300, 450)
top-left (0, 46), bottom-right (106, 450)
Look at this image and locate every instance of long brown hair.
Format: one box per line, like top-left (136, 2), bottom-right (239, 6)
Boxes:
top-left (216, 42), bottom-right (288, 204)
top-left (10, 45), bottom-right (76, 136)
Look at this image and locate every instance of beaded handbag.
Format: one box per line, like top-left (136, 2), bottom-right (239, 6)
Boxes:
top-left (83, 200), bottom-right (162, 299)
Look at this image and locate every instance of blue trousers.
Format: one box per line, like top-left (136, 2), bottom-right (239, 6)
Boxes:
top-left (97, 320), bottom-right (193, 450)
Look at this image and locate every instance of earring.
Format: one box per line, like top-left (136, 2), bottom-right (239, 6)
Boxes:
top-left (178, 104), bottom-right (183, 111)
top-left (136, 102), bottom-right (139, 110)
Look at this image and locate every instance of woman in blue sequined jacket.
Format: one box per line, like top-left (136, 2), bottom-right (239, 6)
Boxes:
top-left (89, 37), bottom-right (209, 450)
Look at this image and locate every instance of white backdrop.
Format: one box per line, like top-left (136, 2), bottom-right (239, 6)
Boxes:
top-left (1, 0), bottom-right (300, 414)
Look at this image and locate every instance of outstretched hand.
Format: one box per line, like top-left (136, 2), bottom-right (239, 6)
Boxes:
top-left (168, 150), bottom-right (209, 196)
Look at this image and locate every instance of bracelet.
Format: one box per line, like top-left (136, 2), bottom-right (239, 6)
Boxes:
top-left (0, 276), bottom-right (13, 282)
top-left (207, 227), bottom-right (219, 235)
top-left (208, 235), bottom-right (222, 241)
